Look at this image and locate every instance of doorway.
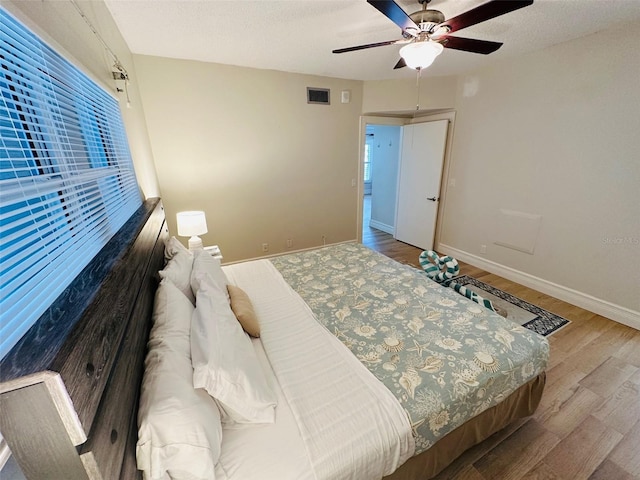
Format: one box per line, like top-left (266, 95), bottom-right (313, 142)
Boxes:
top-left (358, 112), bottom-right (456, 252)
top-left (363, 124), bottom-right (402, 237)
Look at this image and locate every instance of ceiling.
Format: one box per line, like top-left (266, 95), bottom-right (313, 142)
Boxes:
top-left (104, 0), bottom-right (640, 81)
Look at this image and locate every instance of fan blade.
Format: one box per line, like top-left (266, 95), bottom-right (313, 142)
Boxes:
top-left (440, 36), bottom-right (503, 55)
top-left (367, 0), bottom-right (419, 33)
top-left (333, 39), bottom-right (402, 54)
top-left (441, 0), bottom-right (533, 34)
top-left (393, 58), bottom-right (407, 69)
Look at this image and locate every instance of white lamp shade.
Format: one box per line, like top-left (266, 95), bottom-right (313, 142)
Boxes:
top-left (176, 211), bottom-right (208, 237)
top-left (399, 41), bottom-right (444, 70)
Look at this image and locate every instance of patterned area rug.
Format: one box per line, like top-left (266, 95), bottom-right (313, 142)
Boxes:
top-left (454, 275), bottom-right (570, 336)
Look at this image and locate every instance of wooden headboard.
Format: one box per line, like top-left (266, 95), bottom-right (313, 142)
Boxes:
top-left (0, 198), bottom-right (167, 480)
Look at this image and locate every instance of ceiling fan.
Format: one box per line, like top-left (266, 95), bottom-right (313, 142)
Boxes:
top-left (333, 0), bottom-right (534, 70)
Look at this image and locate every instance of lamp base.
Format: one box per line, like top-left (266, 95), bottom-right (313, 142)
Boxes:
top-left (188, 236), bottom-right (204, 252)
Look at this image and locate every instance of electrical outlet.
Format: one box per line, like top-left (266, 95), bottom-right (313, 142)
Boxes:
top-left (286, 239), bottom-right (293, 248)
top-left (480, 244), bottom-right (487, 254)
top-left (262, 243), bottom-right (269, 252)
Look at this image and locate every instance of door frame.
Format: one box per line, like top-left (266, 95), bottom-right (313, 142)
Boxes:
top-left (356, 111), bottom-right (456, 249)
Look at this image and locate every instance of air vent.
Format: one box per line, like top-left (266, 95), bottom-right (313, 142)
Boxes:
top-left (307, 87), bottom-right (330, 105)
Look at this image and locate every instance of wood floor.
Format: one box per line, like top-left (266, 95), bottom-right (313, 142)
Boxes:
top-left (362, 225), bottom-right (640, 480)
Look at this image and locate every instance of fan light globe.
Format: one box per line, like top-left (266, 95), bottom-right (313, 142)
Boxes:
top-left (399, 41), bottom-right (444, 70)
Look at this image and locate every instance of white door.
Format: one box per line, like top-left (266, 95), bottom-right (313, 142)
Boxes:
top-left (395, 120), bottom-right (448, 251)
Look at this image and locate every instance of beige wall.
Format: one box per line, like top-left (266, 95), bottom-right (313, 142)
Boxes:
top-left (133, 55), bottom-right (363, 262)
top-left (2, 0), bottom-right (160, 198)
top-left (364, 22), bottom-right (640, 317)
top-left (363, 75), bottom-right (457, 114)
top-left (9, 0), bottom-right (637, 317)
top-left (444, 21), bottom-right (640, 314)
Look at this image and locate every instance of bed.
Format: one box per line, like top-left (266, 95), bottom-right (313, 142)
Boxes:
top-left (0, 202), bottom-right (549, 480)
top-left (215, 245), bottom-right (548, 480)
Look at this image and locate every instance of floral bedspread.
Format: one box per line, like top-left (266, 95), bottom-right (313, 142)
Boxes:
top-left (270, 243), bottom-right (549, 454)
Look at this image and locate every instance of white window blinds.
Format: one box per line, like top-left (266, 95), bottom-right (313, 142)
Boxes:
top-left (0, 9), bottom-right (142, 359)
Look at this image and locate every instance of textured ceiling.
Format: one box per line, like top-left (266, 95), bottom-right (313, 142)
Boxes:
top-left (104, 0), bottom-right (640, 81)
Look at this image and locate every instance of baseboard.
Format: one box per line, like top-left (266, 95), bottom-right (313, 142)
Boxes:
top-left (368, 219), bottom-right (394, 235)
top-left (438, 243), bottom-right (640, 331)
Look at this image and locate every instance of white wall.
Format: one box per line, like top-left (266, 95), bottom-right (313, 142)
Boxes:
top-left (133, 55), bottom-right (364, 263)
top-left (2, 0), bottom-right (160, 198)
top-left (370, 125), bottom-right (402, 232)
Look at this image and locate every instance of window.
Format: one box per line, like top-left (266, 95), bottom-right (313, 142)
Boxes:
top-left (363, 142), bottom-right (371, 183)
top-left (0, 9), bottom-right (142, 359)
top-left (364, 135), bottom-right (374, 184)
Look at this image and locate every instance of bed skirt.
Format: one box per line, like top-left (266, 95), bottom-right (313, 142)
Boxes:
top-left (384, 372), bottom-right (546, 480)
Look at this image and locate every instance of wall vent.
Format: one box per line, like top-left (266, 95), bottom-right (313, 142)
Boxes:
top-left (307, 87), bottom-right (330, 105)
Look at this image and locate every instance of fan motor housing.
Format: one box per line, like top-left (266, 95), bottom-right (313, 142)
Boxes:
top-left (409, 9), bottom-right (445, 26)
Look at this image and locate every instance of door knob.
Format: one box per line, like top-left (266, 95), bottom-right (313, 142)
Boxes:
top-left (427, 197), bottom-right (439, 202)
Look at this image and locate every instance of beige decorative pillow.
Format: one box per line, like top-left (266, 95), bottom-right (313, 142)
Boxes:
top-left (227, 285), bottom-right (260, 337)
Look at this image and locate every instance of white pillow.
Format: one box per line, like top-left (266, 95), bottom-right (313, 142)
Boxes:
top-left (137, 279), bottom-right (222, 480)
top-left (191, 273), bottom-right (277, 425)
top-left (159, 248), bottom-right (195, 304)
top-left (164, 236), bottom-right (191, 261)
top-left (190, 249), bottom-right (229, 302)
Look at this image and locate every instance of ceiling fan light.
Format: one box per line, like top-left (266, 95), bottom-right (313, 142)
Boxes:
top-left (399, 41), bottom-right (444, 70)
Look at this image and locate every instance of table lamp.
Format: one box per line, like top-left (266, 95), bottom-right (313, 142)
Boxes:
top-left (176, 210), bottom-right (208, 251)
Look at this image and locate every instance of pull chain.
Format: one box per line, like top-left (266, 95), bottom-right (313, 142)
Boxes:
top-left (416, 67), bottom-right (422, 111)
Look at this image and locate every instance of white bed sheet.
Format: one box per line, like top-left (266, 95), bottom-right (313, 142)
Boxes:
top-left (215, 337), bottom-right (313, 480)
top-left (219, 259), bottom-right (414, 480)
